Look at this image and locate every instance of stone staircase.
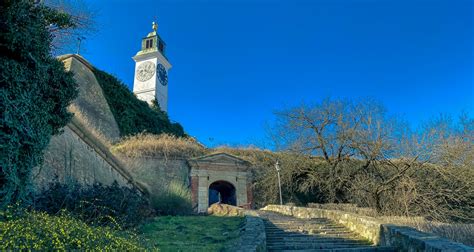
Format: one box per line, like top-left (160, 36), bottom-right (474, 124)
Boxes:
top-left (260, 211), bottom-right (396, 252)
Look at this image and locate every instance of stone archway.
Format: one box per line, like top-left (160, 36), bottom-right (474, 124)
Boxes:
top-left (208, 180), bottom-right (236, 206)
top-left (188, 153), bottom-right (253, 213)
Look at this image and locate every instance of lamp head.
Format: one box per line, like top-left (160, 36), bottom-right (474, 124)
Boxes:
top-left (275, 160), bottom-right (280, 171)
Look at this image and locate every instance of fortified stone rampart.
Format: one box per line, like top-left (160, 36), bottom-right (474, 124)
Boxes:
top-left (114, 155), bottom-right (190, 194)
top-left (59, 54), bottom-right (121, 143)
top-left (261, 205), bottom-right (473, 251)
top-left (33, 118), bottom-right (144, 193)
top-left (32, 54), bottom-right (145, 194)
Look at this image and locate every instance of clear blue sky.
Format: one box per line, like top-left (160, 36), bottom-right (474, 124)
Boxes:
top-left (79, 0), bottom-right (473, 147)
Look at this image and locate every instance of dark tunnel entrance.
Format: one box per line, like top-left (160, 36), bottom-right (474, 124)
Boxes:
top-left (208, 180), bottom-right (236, 206)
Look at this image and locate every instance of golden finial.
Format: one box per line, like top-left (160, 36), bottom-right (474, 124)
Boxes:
top-left (152, 21), bottom-right (158, 32)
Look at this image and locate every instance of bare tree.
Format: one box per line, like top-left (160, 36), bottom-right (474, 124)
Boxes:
top-left (271, 98), bottom-right (405, 204)
top-left (413, 114), bottom-right (474, 221)
top-left (269, 98), bottom-right (474, 221)
top-left (43, 0), bottom-right (96, 54)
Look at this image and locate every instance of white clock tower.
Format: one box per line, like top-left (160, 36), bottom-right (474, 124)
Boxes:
top-left (133, 21), bottom-right (171, 112)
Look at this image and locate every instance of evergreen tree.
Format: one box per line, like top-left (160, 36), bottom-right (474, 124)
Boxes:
top-left (0, 0), bottom-right (78, 207)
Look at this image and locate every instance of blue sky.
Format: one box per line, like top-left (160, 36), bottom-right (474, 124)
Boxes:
top-left (79, 0), bottom-right (473, 147)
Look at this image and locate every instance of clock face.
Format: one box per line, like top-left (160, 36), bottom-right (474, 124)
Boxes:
top-left (136, 61), bottom-right (156, 82)
top-left (157, 63), bottom-right (168, 86)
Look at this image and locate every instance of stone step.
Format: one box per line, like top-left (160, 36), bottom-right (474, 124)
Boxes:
top-left (266, 221), bottom-right (334, 225)
top-left (266, 218), bottom-right (331, 223)
top-left (263, 217), bottom-right (325, 219)
top-left (265, 222), bottom-right (344, 226)
top-left (265, 226), bottom-right (349, 230)
top-left (266, 238), bottom-right (370, 244)
top-left (265, 224), bottom-right (345, 228)
top-left (267, 242), bottom-right (370, 247)
top-left (266, 223), bottom-right (340, 227)
top-left (265, 229), bottom-right (348, 233)
top-left (266, 233), bottom-right (361, 239)
top-left (265, 226), bottom-right (347, 231)
top-left (268, 246), bottom-right (398, 252)
top-left (265, 227), bottom-right (342, 231)
top-left (262, 211), bottom-right (383, 252)
top-left (267, 243), bottom-right (374, 250)
top-left (266, 219), bottom-right (332, 222)
top-left (266, 235), bottom-right (364, 240)
top-left (266, 230), bottom-right (354, 236)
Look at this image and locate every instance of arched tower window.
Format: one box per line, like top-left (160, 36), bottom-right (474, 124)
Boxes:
top-left (145, 39), bottom-right (153, 49)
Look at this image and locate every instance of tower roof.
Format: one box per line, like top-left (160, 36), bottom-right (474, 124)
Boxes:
top-left (135, 21), bottom-right (167, 58)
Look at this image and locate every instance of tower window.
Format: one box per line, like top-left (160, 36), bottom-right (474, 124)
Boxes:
top-left (158, 41), bottom-right (164, 53)
top-left (145, 39), bottom-right (153, 49)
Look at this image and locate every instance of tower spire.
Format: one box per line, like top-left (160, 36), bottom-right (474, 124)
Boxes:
top-left (152, 21), bottom-right (158, 32)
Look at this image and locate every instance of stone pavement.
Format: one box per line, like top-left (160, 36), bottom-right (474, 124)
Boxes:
top-left (259, 211), bottom-right (396, 252)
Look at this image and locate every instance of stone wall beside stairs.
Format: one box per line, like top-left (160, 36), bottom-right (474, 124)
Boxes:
top-left (227, 216), bottom-right (266, 252)
top-left (261, 205), bottom-right (473, 251)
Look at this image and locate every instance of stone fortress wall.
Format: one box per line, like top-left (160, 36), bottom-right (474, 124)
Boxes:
top-left (114, 156), bottom-right (191, 195)
top-left (32, 55), bottom-right (145, 193)
top-left (33, 119), bottom-right (137, 191)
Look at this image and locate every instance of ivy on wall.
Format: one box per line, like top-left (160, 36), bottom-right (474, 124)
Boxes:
top-left (92, 68), bottom-right (185, 138)
top-left (0, 1), bottom-right (78, 207)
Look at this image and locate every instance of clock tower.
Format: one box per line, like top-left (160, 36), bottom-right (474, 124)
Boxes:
top-left (133, 21), bottom-right (171, 112)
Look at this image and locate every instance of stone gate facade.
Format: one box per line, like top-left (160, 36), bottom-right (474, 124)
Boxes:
top-left (188, 153), bottom-right (253, 213)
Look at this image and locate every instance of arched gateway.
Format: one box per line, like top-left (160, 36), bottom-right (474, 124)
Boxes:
top-left (208, 180), bottom-right (236, 206)
top-left (188, 153), bottom-right (253, 213)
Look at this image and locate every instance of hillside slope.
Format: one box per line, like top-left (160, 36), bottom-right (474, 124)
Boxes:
top-left (92, 68), bottom-right (184, 138)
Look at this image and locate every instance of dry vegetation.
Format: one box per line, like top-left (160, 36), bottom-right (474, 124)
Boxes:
top-left (111, 133), bottom-right (207, 159)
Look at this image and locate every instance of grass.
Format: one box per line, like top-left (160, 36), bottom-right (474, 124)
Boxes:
top-left (139, 215), bottom-right (244, 251)
top-left (150, 180), bottom-right (193, 215)
top-left (1, 209), bottom-right (243, 251)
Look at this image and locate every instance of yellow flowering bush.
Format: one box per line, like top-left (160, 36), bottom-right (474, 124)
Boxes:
top-left (0, 210), bottom-right (148, 250)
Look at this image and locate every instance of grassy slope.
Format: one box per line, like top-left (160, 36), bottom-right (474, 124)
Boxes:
top-left (139, 216), bottom-right (243, 251)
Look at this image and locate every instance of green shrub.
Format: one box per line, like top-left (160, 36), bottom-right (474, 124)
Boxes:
top-left (150, 180), bottom-right (192, 215)
top-left (0, 209), bottom-right (146, 250)
top-left (0, 0), bottom-right (78, 207)
top-left (92, 68), bottom-right (185, 137)
top-left (32, 182), bottom-right (155, 228)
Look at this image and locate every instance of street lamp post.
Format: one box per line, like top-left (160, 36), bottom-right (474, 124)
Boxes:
top-left (76, 36), bottom-right (85, 55)
top-left (275, 160), bottom-right (283, 205)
